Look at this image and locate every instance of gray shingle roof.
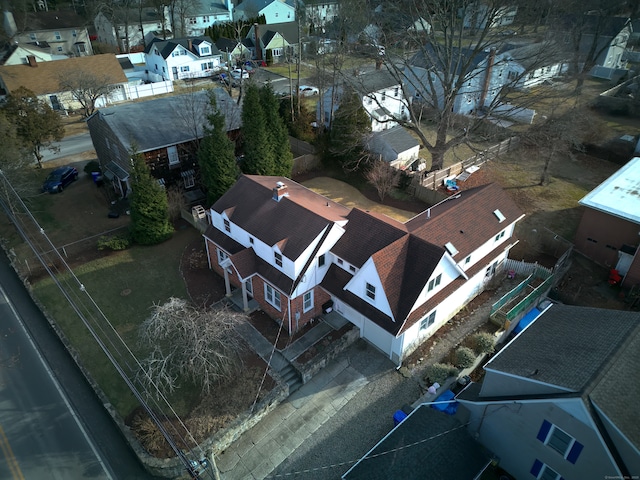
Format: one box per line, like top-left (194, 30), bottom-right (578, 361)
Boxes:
top-left (346, 68), bottom-right (400, 94)
top-left (144, 36), bottom-right (220, 58)
top-left (343, 405), bottom-right (489, 480)
top-left (486, 304), bottom-right (639, 392)
top-left (368, 126), bottom-right (419, 158)
top-left (91, 88), bottom-right (240, 152)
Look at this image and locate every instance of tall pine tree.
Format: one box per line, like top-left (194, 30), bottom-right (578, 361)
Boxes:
top-left (329, 87), bottom-right (372, 172)
top-left (259, 84), bottom-right (293, 178)
top-left (241, 83), bottom-right (274, 175)
top-left (129, 151), bottom-right (174, 245)
top-left (198, 91), bottom-right (239, 205)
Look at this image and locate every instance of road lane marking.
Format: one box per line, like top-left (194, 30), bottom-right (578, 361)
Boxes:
top-left (0, 422), bottom-right (24, 480)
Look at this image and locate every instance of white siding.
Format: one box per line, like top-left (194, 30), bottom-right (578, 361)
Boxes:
top-left (344, 257), bottom-right (394, 319)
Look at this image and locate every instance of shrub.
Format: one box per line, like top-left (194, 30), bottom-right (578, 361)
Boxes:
top-left (425, 363), bottom-right (459, 384)
top-left (84, 160), bottom-right (101, 175)
top-left (97, 234), bottom-right (131, 251)
top-left (470, 332), bottom-right (495, 355)
top-left (454, 346), bottom-right (476, 369)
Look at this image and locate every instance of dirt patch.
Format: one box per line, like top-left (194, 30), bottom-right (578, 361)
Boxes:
top-left (179, 236), bottom-right (226, 307)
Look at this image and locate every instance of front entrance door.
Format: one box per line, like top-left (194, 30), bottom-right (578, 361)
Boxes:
top-left (245, 279), bottom-right (253, 300)
top-left (172, 66), bottom-right (178, 79)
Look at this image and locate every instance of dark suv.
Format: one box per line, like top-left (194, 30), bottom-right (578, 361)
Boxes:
top-left (42, 166), bottom-right (79, 193)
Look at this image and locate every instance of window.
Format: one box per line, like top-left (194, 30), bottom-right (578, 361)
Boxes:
top-left (200, 46), bottom-right (211, 55)
top-left (275, 252), bottom-right (283, 267)
top-left (57, 46), bottom-right (63, 52)
top-left (167, 145), bottom-right (179, 165)
top-left (29, 33), bottom-right (37, 41)
top-left (217, 249), bottom-right (228, 264)
top-left (265, 284), bottom-right (281, 310)
top-left (465, 256), bottom-right (471, 264)
top-left (203, 16), bottom-right (209, 22)
top-left (180, 66), bottom-right (190, 72)
top-left (183, 171), bottom-right (195, 188)
top-left (303, 291), bottom-right (314, 312)
top-left (54, 31), bottom-right (61, 40)
top-left (337, 258), bottom-right (343, 265)
top-left (495, 230), bottom-right (505, 241)
top-left (536, 420), bottom-right (583, 464)
top-left (382, 92), bottom-right (386, 101)
top-left (420, 311), bottom-right (436, 330)
top-left (587, 237), bottom-right (597, 243)
top-left (189, 17), bottom-right (197, 24)
top-left (530, 460), bottom-right (560, 480)
top-left (428, 274), bottom-right (441, 292)
top-left (76, 43), bottom-right (86, 53)
top-left (349, 265), bottom-right (356, 273)
top-left (366, 283), bottom-right (376, 300)
top-left (394, 87), bottom-right (399, 97)
top-left (272, 47), bottom-right (283, 56)
top-left (72, 29), bottom-right (77, 37)
top-left (245, 279), bottom-right (253, 296)
top-left (249, 237), bottom-right (254, 244)
top-left (318, 254), bottom-right (325, 267)
top-left (223, 219), bottom-right (230, 232)
top-left (508, 71), bottom-right (517, 81)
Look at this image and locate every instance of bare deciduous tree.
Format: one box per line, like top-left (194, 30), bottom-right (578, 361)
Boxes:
top-left (58, 71), bottom-right (115, 117)
top-left (366, 158), bottom-right (399, 201)
top-left (137, 298), bottom-right (246, 396)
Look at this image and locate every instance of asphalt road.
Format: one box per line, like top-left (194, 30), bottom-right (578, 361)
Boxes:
top-left (0, 252), bottom-right (155, 479)
top-left (42, 132), bottom-right (94, 163)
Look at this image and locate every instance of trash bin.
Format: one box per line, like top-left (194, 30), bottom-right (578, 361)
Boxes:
top-left (393, 410), bottom-right (408, 426)
top-left (91, 171), bottom-right (102, 183)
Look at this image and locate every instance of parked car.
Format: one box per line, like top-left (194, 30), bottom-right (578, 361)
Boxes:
top-left (299, 85), bottom-right (319, 96)
top-left (230, 68), bottom-right (250, 79)
top-left (219, 73), bottom-right (238, 88)
top-left (42, 166), bottom-right (78, 193)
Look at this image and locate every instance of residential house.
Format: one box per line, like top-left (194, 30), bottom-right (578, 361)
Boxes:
top-left (87, 88), bottom-right (241, 198)
top-left (559, 14), bottom-right (631, 72)
top-left (94, 7), bottom-right (170, 53)
top-left (497, 42), bottom-right (568, 90)
top-left (458, 304), bottom-right (640, 480)
top-left (574, 156), bottom-right (640, 288)
top-left (203, 176), bottom-right (524, 363)
top-left (215, 37), bottom-right (252, 65)
top-left (169, 0), bottom-right (233, 38)
top-left (3, 9), bottom-right (93, 57)
top-left (300, 0), bottom-right (339, 31)
top-left (0, 43), bottom-right (67, 65)
top-left (233, 0), bottom-right (296, 25)
top-left (144, 36), bottom-right (222, 81)
top-left (365, 125), bottom-right (420, 170)
top-left (343, 403), bottom-right (490, 479)
top-left (245, 22), bottom-right (299, 63)
top-left (461, 3), bottom-right (517, 30)
top-left (0, 54), bottom-right (128, 112)
top-left (319, 66), bottom-right (408, 132)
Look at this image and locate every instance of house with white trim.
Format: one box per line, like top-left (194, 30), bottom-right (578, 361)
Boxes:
top-left (94, 7), bottom-right (170, 53)
top-left (458, 304), bottom-right (640, 480)
top-left (144, 36), bottom-right (222, 81)
top-left (203, 175), bottom-right (524, 364)
top-left (172, 0), bottom-right (233, 37)
top-left (233, 0), bottom-right (296, 25)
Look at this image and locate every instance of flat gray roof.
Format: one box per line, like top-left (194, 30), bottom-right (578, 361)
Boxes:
top-left (578, 157), bottom-right (640, 224)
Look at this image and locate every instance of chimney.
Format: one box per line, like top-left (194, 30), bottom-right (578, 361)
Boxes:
top-left (27, 55), bottom-right (37, 67)
top-left (188, 39), bottom-right (192, 52)
top-left (254, 23), bottom-right (262, 61)
top-left (479, 47), bottom-right (496, 111)
top-left (375, 58), bottom-right (382, 70)
top-left (272, 181), bottom-right (288, 201)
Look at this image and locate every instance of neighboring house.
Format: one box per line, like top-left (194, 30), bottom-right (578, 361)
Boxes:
top-left (203, 176), bottom-right (524, 364)
top-left (233, 0), bottom-right (296, 25)
top-left (458, 304), bottom-right (640, 480)
top-left (320, 67), bottom-right (409, 132)
top-left (0, 54), bottom-right (128, 112)
top-left (3, 9), bottom-right (93, 57)
top-left (574, 156), bottom-right (640, 288)
top-left (461, 3), bottom-right (517, 30)
top-left (0, 43), bottom-right (67, 65)
top-left (170, 0), bottom-right (233, 38)
top-left (498, 42), bottom-right (568, 90)
top-left (365, 126), bottom-right (420, 170)
top-left (144, 36), bottom-right (222, 81)
top-left (300, 0), bottom-right (339, 31)
top-left (87, 88), bottom-right (241, 198)
top-left (215, 37), bottom-right (252, 65)
top-left (559, 14), bottom-right (631, 71)
top-left (343, 404), bottom-right (490, 479)
top-left (94, 8), bottom-right (170, 53)
top-left (245, 22), bottom-right (299, 63)
top-left (406, 43), bottom-right (541, 116)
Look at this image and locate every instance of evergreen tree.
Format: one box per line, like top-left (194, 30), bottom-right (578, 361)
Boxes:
top-left (329, 88), bottom-right (372, 172)
top-left (129, 151), bottom-right (174, 245)
top-left (241, 83), bottom-right (273, 175)
top-left (198, 92), bottom-right (239, 205)
top-left (260, 84), bottom-right (293, 178)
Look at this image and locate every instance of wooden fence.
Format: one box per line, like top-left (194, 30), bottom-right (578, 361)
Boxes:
top-left (413, 136), bottom-right (520, 192)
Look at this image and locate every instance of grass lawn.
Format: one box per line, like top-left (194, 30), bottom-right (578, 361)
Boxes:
top-left (302, 177), bottom-right (417, 221)
top-left (266, 63), bottom-right (315, 79)
top-left (30, 226), bottom-right (198, 417)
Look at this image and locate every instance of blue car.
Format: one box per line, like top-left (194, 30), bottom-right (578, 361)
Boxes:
top-left (42, 166), bottom-right (78, 193)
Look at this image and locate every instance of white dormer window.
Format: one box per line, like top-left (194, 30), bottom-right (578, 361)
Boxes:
top-left (428, 273), bottom-right (441, 292)
top-left (54, 31), bottom-right (61, 40)
top-left (223, 219), bottom-right (230, 232)
top-left (366, 283), bottom-right (376, 300)
top-left (495, 230), bottom-right (505, 241)
top-left (200, 46), bottom-right (211, 55)
top-left (493, 209), bottom-right (506, 222)
top-left (275, 252), bottom-right (283, 267)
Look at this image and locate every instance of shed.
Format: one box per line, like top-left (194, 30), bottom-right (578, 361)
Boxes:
top-left (366, 126), bottom-right (420, 169)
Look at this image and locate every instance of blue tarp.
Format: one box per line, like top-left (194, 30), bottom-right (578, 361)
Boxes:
top-left (514, 307), bottom-right (541, 334)
top-left (431, 390), bottom-right (458, 415)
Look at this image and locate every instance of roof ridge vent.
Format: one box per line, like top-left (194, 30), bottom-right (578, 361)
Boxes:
top-left (493, 209), bottom-right (506, 223)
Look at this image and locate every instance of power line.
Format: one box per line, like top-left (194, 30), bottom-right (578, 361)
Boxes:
top-left (0, 170), bottom-right (218, 480)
